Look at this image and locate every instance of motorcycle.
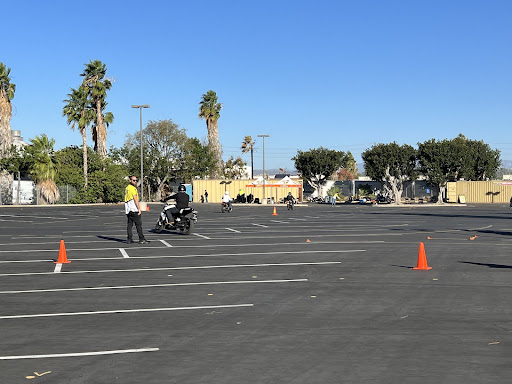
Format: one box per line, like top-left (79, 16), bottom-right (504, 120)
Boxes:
top-left (286, 199), bottom-right (294, 210)
top-left (221, 201), bottom-right (232, 213)
top-left (155, 203), bottom-right (198, 235)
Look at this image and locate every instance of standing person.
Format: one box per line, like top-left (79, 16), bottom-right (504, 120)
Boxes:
top-left (204, 190), bottom-right (209, 203)
top-left (332, 192), bottom-right (339, 206)
top-left (125, 176), bottom-right (149, 244)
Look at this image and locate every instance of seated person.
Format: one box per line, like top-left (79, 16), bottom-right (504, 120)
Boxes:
top-left (222, 191), bottom-right (232, 209)
top-left (162, 184), bottom-right (190, 221)
top-left (285, 192), bottom-right (295, 205)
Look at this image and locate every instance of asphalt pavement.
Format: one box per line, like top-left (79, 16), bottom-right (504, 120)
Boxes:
top-left (0, 202), bottom-right (511, 384)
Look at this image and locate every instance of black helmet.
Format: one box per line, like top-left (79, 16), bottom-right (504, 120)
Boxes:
top-left (178, 184), bottom-right (186, 192)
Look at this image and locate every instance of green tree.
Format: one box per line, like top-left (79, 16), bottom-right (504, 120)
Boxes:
top-left (80, 60), bottom-right (114, 158)
top-left (180, 138), bottom-right (216, 182)
top-left (199, 90), bottom-right (223, 177)
top-left (241, 135), bottom-right (255, 179)
top-left (362, 142), bottom-right (417, 204)
top-left (223, 156), bottom-right (247, 179)
top-left (62, 86), bottom-right (95, 188)
top-left (26, 135), bottom-right (60, 204)
top-left (0, 145), bottom-right (31, 204)
top-left (293, 147), bottom-right (349, 196)
top-left (418, 134), bottom-right (500, 203)
top-left (123, 119), bottom-right (189, 200)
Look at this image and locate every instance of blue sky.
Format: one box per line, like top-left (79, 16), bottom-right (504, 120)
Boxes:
top-left (3, 0), bottom-right (511, 170)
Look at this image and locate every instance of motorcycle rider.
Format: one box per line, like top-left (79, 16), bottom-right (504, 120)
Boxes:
top-left (285, 192), bottom-right (295, 207)
top-left (162, 184), bottom-right (190, 221)
top-left (222, 190), bottom-right (232, 210)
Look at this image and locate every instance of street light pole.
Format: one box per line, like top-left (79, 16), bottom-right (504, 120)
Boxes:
top-left (257, 134), bottom-right (270, 203)
top-left (131, 105), bottom-right (150, 201)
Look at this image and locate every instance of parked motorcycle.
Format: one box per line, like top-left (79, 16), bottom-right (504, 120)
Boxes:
top-left (221, 201), bottom-right (232, 213)
top-left (155, 203), bottom-right (198, 235)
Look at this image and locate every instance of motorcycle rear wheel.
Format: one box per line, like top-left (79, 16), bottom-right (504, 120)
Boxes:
top-left (182, 219), bottom-right (195, 235)
top-left (155, 219), bottom-right (164, 233)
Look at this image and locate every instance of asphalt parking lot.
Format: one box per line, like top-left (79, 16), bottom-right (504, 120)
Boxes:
top-left (0, 202), bottom-right (511, 384)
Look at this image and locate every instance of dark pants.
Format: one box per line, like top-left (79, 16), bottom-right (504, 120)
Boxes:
top-left (127, 211), bottom-right (145, 241)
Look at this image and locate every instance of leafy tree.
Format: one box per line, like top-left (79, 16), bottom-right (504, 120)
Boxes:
top-left (123, 119), bottom-right (189, 199)
top-left (362, 142), bottom-right (417, 204)
top-left (179, 138), bottom-right (216, 182)
top-left (241, 135), bottom-right (255, 179)
top-left (293, 147), bottom-right (349, 196)
top-left (223, 156), bottom-right (247, 179)
top-left (0, 145), bottom-right (31, 204)
top-left (199, 90), bottom-right (223, 177)
top-left (80, 60), bottom-right (114, 158)
top-left (63, 86), bottom-right (95, 188)
top-left (418, 134), bottom-right (500, 203)
top-left (25, 135), bottom-right (60, 204)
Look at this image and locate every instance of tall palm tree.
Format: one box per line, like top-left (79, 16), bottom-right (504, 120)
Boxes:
top-left (199, 90), bottom-right (223, 177)
top-left (63, 86), bottom-right (94, 188)
top-left (0, 62), bottom-right (16, 204)
top-left (28, 134), bottom-right (60, 204)
top-left (80, 60), bottom-right (114, 158)
top-left (241, 135), bottom-right (255, 179)
top-left (0, 62), bottom-right (15, 159)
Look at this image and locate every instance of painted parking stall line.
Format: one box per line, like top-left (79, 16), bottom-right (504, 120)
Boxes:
top-left (0, 303), bottom-right (255, 320)
top-left (119, 248), bottom-right (130, 258)
top-left (159, 239), bottom-right (173, 247)
top-left (226, 228), bottom-right (241, 233)
top-left (193, 233), bottom-right (211, 239)
top-left (0, 278), bottom-right (308, 295)
top-left (0, 348), bottom-right (160, 360)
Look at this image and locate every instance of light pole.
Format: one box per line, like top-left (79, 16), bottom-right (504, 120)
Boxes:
top-left (257, 134), bottom-right (269, 203)
top-left (131, 104), bottom-right (150, 201)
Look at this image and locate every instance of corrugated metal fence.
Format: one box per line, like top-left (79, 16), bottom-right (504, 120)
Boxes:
top-left (447, 181), bottom-right (512, 203)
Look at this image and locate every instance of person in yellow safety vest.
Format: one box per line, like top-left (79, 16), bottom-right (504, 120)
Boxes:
top-left (238, 188), bottom-right (246, 203)
top-left (125, 176), bottom-right (149, 244)
top-left (331, 192), bottom-right (339, 206)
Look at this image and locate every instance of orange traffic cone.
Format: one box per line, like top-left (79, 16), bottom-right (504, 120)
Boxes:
top-left (55, 240), bottom-right (71, 264)
top-left (146, 205), bottom-right (150, 211)
top-left (306, 239), bottom-right (311, 243)
top-left (413, 242), bottom-right (431, 270)
top-left (272, 207), bottom-right (278, 216)
top-left (427, 236), bottom-right (432, 239)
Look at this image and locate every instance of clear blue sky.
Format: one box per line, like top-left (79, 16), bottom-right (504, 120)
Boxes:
top-left (3, 0), bottom-right (511, 170)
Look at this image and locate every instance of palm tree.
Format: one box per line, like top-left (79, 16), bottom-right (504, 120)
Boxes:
top-left (241, 135), bottom-right (255, 179)
top-left (199, 90), bottom-right (223, 177)
top-left (0, 62), bottom-right (16, 204)
top-left (63, 86), bottom-right (94, 188)
top-left (27, 134), bottom-right (60, 204)
top-left (0, 62), bottom-right (15, 158)
top-left (80, 60), bottom-right (114, 158)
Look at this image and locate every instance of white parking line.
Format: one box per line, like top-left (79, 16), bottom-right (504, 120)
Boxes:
top-left (53, 263), bottom-right (62, 273)
top-left (119, 249), bottom-right (130, 258)
top-left (0, 261), bottom-right (341, 277)
top-left (270, 220), bottom-right (289, 224)
top-left (0, 279), bottom-right (308, 294)
top-left (0, 348), bottom-right (160, 360)
top-left (226, 228), bottom-right (241, 233)
top-left (0, 304), bottom-right (254, 320)
top-left (193, 233), bottom-right (211, 239)
top-left (252, 224), bottom-right (268, 228)
top-left (159, 240), bottom-right (173, 247)
top-left (0, 249), bottom-right (366, 264)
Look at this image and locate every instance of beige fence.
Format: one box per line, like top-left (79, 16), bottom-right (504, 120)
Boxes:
top-left (447, 181), bottom-right (512, 203)
top-left (192, 179), bottom-right (303, 203)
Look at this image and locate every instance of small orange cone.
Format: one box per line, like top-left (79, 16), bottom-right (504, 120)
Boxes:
top-left (413, 242), bottom-right (431, 270)
top-left (55, 240), bottom-right (71, 264)
top-left (146, 205), bottom-right (150, 211)
top-left (469, 236), bottom-right (475, 240)
top-left (306, 239), bottom-right (311, 243)
top-left (427, 236), bottom-right (432, 240)
top-left (272, 207), bottom-right (278, 216)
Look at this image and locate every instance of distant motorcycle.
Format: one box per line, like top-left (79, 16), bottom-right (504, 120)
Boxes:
top-left (221, 201), bottom-right (232, 213)
top-left (286, 199), bottom-right (294, 210)
top-left (155, 203), bottom-right (197, 235)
